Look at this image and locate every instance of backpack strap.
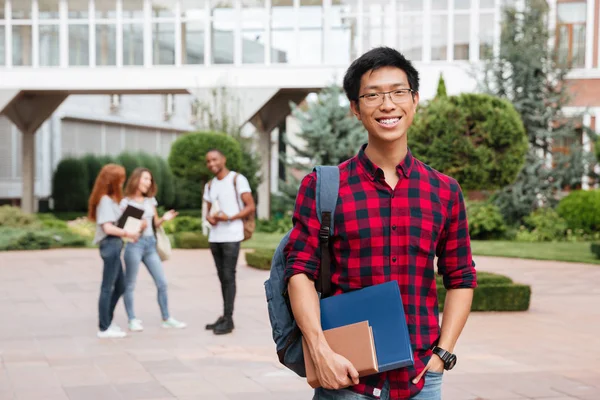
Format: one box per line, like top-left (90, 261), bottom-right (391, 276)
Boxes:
top-left (314, 166), bottom-right (339, 299)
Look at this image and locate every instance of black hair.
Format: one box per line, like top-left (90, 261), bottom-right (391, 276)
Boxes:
top-left (342, 47), bottom-right (420, 103)
top-left (206, 148), bottom-right (225, 157)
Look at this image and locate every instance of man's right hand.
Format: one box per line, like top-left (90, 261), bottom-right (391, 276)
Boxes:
top-left (206, 215), bottom-right (217, 226)
top-left (313, 346), bottom-right (360, 390)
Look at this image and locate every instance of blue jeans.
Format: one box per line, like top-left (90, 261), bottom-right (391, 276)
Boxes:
top-left (123, 236), bottom-right (170, 321)
top-left (313, 371), bottom-right (443, 400)
top-left (98, 236), bottom-right (125, 331)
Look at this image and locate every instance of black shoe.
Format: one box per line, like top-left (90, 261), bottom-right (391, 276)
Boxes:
top-left (205, 316), bottom-right (225, 330)
top-left (213, 317), bottom-right (234, 335)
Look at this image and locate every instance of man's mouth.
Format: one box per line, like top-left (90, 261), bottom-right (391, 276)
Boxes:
top-left (376, 117), bottom-right (401, 127)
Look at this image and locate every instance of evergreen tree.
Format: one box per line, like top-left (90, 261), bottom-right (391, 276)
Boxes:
top-left (287, 84), bottom-right (367, 168)
top-left (480, 0), bottom-right (596, 224)
top-left (435, 73), bottom-right (447, 99)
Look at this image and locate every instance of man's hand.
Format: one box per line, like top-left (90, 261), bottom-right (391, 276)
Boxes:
top-left (214, 213), bottom-right (230, 222)
top-left (206, 215), bottom-right (218, 226)
top-left (412, 353), bottom-right (444, 384)
top-left (313, 346), bottom-right (360, 390)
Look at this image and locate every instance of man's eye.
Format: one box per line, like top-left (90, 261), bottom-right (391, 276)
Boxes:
top-left (365, 93), bottom-right (379, 98)
top-left (394, 90), bottom-right (408, 95)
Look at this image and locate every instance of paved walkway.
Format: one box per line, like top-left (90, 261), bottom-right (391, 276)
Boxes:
top-left (0, 248), bottom-right (598, 400)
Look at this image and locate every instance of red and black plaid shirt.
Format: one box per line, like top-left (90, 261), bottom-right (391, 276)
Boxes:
top-left (284, 144), bottom-right (477, 399)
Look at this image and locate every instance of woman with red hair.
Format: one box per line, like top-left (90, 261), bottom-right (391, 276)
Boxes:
top-left (89, 164), bottom-right (141, 339)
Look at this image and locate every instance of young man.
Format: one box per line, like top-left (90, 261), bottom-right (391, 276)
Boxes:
top-left (203, 149), bottom-right (256, 335)
top-left (284, 47), bottom-right (477, 399)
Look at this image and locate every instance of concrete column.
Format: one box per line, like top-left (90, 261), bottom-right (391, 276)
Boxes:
top-left (257, 126), bottom-right (271, 220)
top-left (21, 132), bottom-right (36, 213)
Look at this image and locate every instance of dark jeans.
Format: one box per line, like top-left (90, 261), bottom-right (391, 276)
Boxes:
top-left (209, 241), bottom-right (241, 318)
top-left (98, 236), bottom-right (125, 331)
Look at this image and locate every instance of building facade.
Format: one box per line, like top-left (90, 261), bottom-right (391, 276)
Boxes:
top-left (0, 0), bottom-right (598, 216)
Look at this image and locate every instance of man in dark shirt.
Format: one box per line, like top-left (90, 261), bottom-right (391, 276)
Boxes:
top-left (284, 47), bottom-right (477, 400)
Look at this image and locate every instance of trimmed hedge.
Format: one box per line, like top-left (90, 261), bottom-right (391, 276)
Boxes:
top-left (52, 157), bottom-right (89, 212)
top-left (245, 248), bottom-right (531, 312)
top-left (591, 243), bottom-right (600, 259)
top-left (0, 227), bottom-right (88, 251)
top-left (556, 190), bottom-right (600, 234)
top-left (174, 231), bottom-right (209, 249)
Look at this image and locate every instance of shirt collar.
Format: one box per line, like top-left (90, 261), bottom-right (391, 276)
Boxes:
top-left (357, 143), bottom-right (414, 180)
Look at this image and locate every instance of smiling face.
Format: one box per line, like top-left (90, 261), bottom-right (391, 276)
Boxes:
top-left (350, 66), bottom-right (419, 145)
top-left (205, 151), bottom-right (226, 176)
top-left (137, 171), bottom-right (153, 195)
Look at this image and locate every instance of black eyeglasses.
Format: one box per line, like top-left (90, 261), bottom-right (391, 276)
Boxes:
top-left (358, 89), bottom-right (416, 106)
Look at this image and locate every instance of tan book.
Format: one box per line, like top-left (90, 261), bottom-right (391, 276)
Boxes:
top-left (302, 320), bottom-right (379, 389)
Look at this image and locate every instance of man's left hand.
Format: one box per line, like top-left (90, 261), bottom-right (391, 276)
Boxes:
top-left (412, 354), bottom-right (444, 384)
top-left (214, 213), bottom-right (230, 222)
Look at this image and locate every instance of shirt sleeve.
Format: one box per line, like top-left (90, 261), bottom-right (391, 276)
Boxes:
top-left (151, 197), bottom-right (158, 207)
top-left (436, 181), bottom-right (477, 290)
top-left (203, 183), bottom-right (211, 203)
top-left (283, 172), bottom-right (322, 284)
top-left (97, 196), bottom-right (118, 225)
top-left (236, 174), bottom-right (251, 194)
top-left (119, 197), bottom-right (128, 211)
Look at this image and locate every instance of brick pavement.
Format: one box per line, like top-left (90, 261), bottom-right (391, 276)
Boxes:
top-left (0, 248), bottom-right (598, 400)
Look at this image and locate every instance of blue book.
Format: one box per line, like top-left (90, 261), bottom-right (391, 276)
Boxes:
top-left (319, 280), bottom-right (414, 372)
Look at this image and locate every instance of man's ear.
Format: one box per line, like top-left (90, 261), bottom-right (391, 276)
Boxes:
top-left (350, 100), bottom-right (361, 120)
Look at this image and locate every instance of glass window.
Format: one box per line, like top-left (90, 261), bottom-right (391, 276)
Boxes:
top-left (0, 27), bottom-right (5, 66)
top-left (431, 15), bottom-right (447, 60)
top-left (364, 4), bottom-right (385, 51)
top-left (298, 0), bottom-right (323, 64)
top-left (242, 1), bottom-right (266, 64)
top-left (68, 0), bottom-right (89, 19)
top-left (558, 2), bottom-right (586, 23)
top-left (96, 24), bottom-right (116, 65)
top-left (182, 21), bottom-right (204, 64)
top-left (212, 1), bottom-right (234, 64)
top-left (181, 0), bottom-right (207, 18)
top-left (13, 25), bottom-right (32, 66)
top-left (557, 2), bottom-right (586, 68)
top-left (271, 0), bottom-right (294, 63)
top-left (397, 0), bottom-right (422, 11)
top-left (0, 0), bottom-right (5, 19)
top-left (151, 0), bottom-right (175, 18)
top-left (123, 23), bottom-right (144, 65)
top-left (12, 1), bottom-right (32, 19)
top-left (398, 14), bottom-right (422, 61)
top-left (69, 25), bottom-right (89, 66)
top-left (39, 24), bottom-right (60, 66)
top-left (432, 0), bottom-right (447, 10)
top-left (324, 16), bottom-right (354, 65)
top-left (153, 22), bottom-right (175, 65)
top-left (39, 0), bottom-right (60, 19)
top-left (123, 0), bottom-right (144, 19)
top-left (455, 0), bottom-right (470, 10)
top-left (95, 0), bottom-right (116, 19)
top-left (454, 14), bottom-right (469, 60)
top-left (480, 0), bottom-right (495, 8)
top-left (479, 13), bottom-right (494, 59)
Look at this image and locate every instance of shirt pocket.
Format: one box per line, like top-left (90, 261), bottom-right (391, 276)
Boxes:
top-left (408, 208), bottom-right (443, 257)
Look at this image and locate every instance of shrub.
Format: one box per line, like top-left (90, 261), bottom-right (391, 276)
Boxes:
top-left (0, 205), bottom-right (39, 228)
top-left (255, 218), bottom-right (293, 234)
top-left (81, 154), bottom-right (105, 194)
top-left (117, 152), bottom-right (142, 178)
top-left (0, 228), bottom-right (88, 251)
top-left (67, 217), bottom-right (96, 240)
top-left (52, 157), bottom-right (89, 212)
top-left (515, 207), bottom-right (568, 242)
top-left (245, 249), bottom-right (274, 270)
top-left (155, 156), bottom-right (176, 209)
top-left (437, 283), bottom-right (531, 312)
top-left (37, 214), bottom-right (68, 230)
top-left (466, 201), bottom-right (506, 240)
top-left (163, 216), bottom-right (202, 234)
top-left (174, 231), bottom-right (209, 248)
top-left (410, 93), bottom-right (528, 190)
top-left (591, 243), bottom-right (600, 259)
top-left (556, 190), bottom-right (600, 234)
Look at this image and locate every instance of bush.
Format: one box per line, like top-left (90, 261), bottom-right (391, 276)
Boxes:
top-left (437, 283), bottom-right (531, 312)
top-left (515, 207), bottom-right (568, 242)
top-left (410, 93), bottom-right (528, 190)
top-left (52, 157), bottom-right (89, 212)
top-left (37, 214), bottom-right (68, 230)
top-left (556, 190), bottom-right (600, 234)
top-left (174, 231), bottom-right (209, 249)
top-left (0, 228), bottom-right (88, 251)
top-left (168, 132), bottom-right (243, 209)
top-left (591, 243), bottom-right (600, 259)
top-left (163, 216), bottom-right (202, 234)
top-left (67, 217), bottom-right (96, 240)
top-left (155, 156), bottom-right (176, 209)
top-left (245, 249), bottom-right (274, 270)
top-left (117, 152), bottom-right (142, 178)
top-left (0, 205), bottom-right (39, 228)
top-left (81, 154), bottom-right (105, 194)
top-left (255, 218), bottom-right (293, 234)
top-left (466, 201), bottom-right (506, 240)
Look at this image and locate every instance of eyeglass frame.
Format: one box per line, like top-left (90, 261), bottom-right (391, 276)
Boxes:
top-left (357, 88), bottom-right (417, 105)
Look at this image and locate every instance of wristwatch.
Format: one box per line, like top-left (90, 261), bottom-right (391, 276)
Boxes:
top-left (431, 346), bottom-right (457, 370)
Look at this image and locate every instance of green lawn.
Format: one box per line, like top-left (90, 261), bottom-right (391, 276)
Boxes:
top-left (243, 232), bottom-right (600, 265)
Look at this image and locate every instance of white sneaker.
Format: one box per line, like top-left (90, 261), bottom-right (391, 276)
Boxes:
top-left (128, 319), bottom-right (144, 332)
top-left (109, 323), bottom-right (123, 332)
top-left (162, 317), bottom-right (187, 329)
top-left (97, 329), bottom-right (127, 339)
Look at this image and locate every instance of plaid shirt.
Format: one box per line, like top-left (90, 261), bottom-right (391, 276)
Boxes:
top-left (284, 144), bottom-right (477, 399)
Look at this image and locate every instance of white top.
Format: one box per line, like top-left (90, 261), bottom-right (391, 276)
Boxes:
top-left (203, 171), bottom-right (251, 243)
top-left (119, 196), bottom-right (158, 237)
top-left (93, 195), bottom-right (122, 244)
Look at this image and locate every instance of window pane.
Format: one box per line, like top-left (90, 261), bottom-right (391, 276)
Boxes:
top-left (151, 0), bottom-right (175, 18)
top-left (271, 29), bottom-right (292, 63)
top-left (123, 23), bottom-right (144, 65)
top-left (13, 25), bottom-right (32, 66)
top-left (432, 0), bottom-right (447, 10)
top-left (68, 0), bottom-right (89, 18)
top-left (242, 3), bottom-right (266, 64)
top-left (572, 24), bottom-right (586, 67)
top-left (480, 0), bottom-right (495, 8)
top-left (0, 0), bottom-right (5, 19)
top-left (212, 3), bottom-right (234, 64)
top-left (297, 29), bottom-right (322, 64)
top-left (95, 0), bottom-right (116, 19)
top-left (69, 25), bottom-right (89, 66)
top-left (397, 0), bottom-right (422, 11)
top-left (96, 24), bottom-right (116, 65)
top-left (299, 2), bottom-right (322, 28)
top-left (454, 14), bottom-right (469, 60)
top-left (455, 0), bottom-right (470, 9)
top-left (181, 0), bottom-right (208, 18)
top-left (557, 2), bottom-right (586, 24)
top-left (0, 27), bottom-right (5, 66)
top-left (325, 7), bottom-right (354, 64)
top-left (431, 15), bottom-right (447, 60)
top-left (12, 1), bottom-right (32, 19)
top-left (123, 0), bottom-right (144, 19)
top-left (182, 21), bottom-right (204, 64)
top-left (399, 14), bottom-right (422, 61)
top-left (242, 0), bottom-right (265, 7)
top-left (39, 0), bottom-right (60, 19)
top-left (39, 24), bottom-right (59, 66)
top-left (479, 13), bottom-right (494, 59)
top-left (152, 22), bottom-right (175, 65)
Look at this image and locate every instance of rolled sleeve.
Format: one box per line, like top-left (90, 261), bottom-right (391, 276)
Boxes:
top-left (436, 181), bottom-right (477, 290)
top-left (283, 172), bottom-right (322, 284)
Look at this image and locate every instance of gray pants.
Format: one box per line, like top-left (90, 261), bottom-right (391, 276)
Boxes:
top-left (209, 241), bottom-right (241, 318)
